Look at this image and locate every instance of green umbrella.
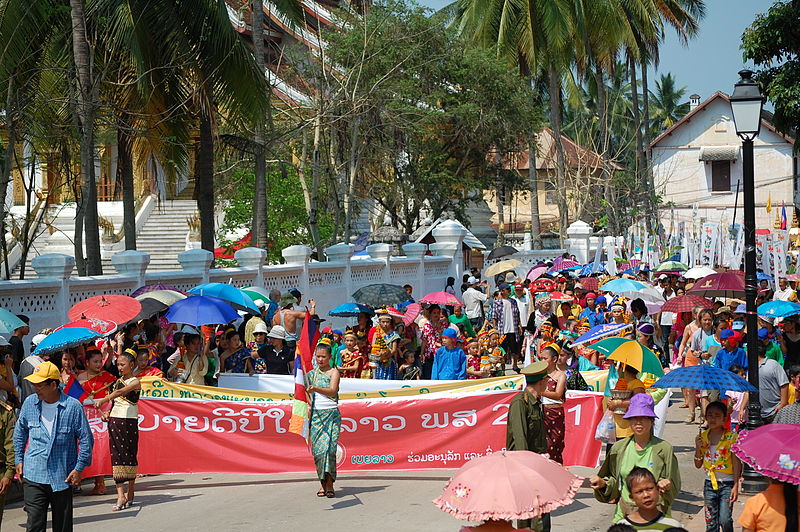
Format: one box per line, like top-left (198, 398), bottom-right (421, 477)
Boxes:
top-left (0, 308), bottom-right (25, 334)
top-left (590, 337), bottom-right (664, 376)
top-left (655, 261), bottom-right (688, 272)
top-left (242, 287), bottom-right (271, 304)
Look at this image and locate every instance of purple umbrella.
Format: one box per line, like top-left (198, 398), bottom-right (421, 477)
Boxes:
top-left (131, 283), bottom-right (183, 298)
top-left (732, 424), bottom-right (800, 485)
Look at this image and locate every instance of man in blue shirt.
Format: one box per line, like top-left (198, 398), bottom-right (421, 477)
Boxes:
top-left (713, 329), bottom-right (747, 371)
top-left (431, 328), bottom-right (466, 380)
top-left (13, 361), bottom-right (93, 532)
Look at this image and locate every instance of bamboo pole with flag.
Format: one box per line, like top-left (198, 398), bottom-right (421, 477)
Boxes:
top-left (288, 310), bottom-right (320, 439)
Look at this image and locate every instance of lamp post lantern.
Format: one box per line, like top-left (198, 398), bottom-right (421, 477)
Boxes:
top-left (730, 69), bottom-right (767, 494)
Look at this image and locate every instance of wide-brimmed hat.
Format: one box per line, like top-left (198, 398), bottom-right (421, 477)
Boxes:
top-left (267, 325), bottom-right (286, 340)
top-left (252, 322), bottom-right (268, 335)
top-left (279, 293), bottom-right (298, 308)
top-left (623, 393), bottom-right (658, 419)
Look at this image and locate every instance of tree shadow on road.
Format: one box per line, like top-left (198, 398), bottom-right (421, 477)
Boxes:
top-left (672, 489), bottom-right (704, 515)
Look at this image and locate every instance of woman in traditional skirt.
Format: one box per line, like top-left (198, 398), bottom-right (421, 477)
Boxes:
top-left (79, 347), bottom-right (117, 495)
top-left (307, 342), bottom-right (341, 498)
top-left (95, 349), bottom-right (141, 511)
top-left (538, 345), bottom-right (567, 464)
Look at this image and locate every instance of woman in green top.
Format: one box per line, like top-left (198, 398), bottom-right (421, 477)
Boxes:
top-left (589, 393), bottom-right (681, 523)
top-left (449, 305), bottom-right (475, 338)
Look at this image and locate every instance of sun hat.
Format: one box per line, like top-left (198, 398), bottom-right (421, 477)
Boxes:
top-left (505, 272), bottom-right (517, 283)
top-left (467, 276), bottom-right (479, 284)
top-left (279, 293), bottom-right (298, 308)
top-left (637, 323), bottom-right (655, 336)
top-left (267, 325), bottom-right (287, 340)
top-left (623, 393), bottom-right (658, 419)
top-left (252, 322), bottom-right (268, 335)
top-left (25, 361), bottom-right (61, 383)
top-left (441, 328), bottom-right (458, 339)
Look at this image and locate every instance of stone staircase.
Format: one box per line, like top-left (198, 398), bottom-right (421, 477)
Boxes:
top-left (135, 200), bottom-right (198, 271)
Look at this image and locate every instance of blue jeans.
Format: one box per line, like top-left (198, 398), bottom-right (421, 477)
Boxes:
top-left (704, 478), bottom-right (734, 532)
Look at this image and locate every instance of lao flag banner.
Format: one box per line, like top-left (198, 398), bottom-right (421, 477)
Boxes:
top-left (64, 375), bottom-right (89, 403)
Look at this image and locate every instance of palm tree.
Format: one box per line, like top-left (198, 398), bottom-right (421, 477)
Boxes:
top-left (649, 72), bottom-right (689, 135)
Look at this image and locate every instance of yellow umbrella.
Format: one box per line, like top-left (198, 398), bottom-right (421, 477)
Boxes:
top-left (484, 258), bottom-right (522, 278)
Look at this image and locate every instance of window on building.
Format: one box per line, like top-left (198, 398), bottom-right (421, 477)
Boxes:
top-left (543, 179), bottom-right (557, 205)
top-left (711, 160), bottom-right (731, 192)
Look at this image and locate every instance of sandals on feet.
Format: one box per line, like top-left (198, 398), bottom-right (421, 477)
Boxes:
top-left (325, 490), bottom-right (335, 498)
top-left (112, 501), bottom-right (127, 512)
top-left (124, 500), bottom-right (134, 509)
top-left (317, 489), bottom-right (326, 497)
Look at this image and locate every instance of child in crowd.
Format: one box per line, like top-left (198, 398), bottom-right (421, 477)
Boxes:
top-left (398, 352), bottom-right (420, 380)
top-left (725, 365), bottom-right (748, 432)
top-left (431, 328), bottom-right (466, 380)
top-left (616, 467), bottom-right (683, 530)
top-left (713, 330), bottom-right (747, 372)
top-left (337, 331), bottom-right (365, 378)
top-left (694, 401), bottom-right (741, 532)
top-left (373, 346), bottom-right (398, 380)
top-left (465, 338), bottom-right (488, 379)
top-left (485, 330), bottom-right (506, 376)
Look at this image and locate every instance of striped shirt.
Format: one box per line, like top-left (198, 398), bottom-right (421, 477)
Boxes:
top-left (617, 513), bottom-right (682, 530)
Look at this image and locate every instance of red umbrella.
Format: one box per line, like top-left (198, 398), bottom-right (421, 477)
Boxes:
top-left (55, 317), bottom-right (118, 335)
top-left (689, 271), bottom-right (745, 298)
top-left (69, 295), bottom-right (142, 325)
top-left (579, 277), bottom-right (599, 291)
top-left (419, 291), bottom-right (464, 307)
top-left (661, 294), bottom-right (714, 313)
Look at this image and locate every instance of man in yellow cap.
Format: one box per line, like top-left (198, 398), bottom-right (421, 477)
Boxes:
top-left (13, 361), bottom-right (94, 532)
top-left (506, 359), bottom-right (551, 532)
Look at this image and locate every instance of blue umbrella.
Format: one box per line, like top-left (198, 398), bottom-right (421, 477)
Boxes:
top-left (329, 302), bottom-right (375, 317)
top-left (33, 327), bottom-right (102, 356)
top-left (651, 365), bottom-right (757, 392)
top-left (0, 308), bottom-right (26, 334)
top-left (757, 300), bottom-right (800, 319)
top-left (165, 295), bottom-right (239, 326)
top-left (600, 278), bottom-right (647, 294)
top-left (189, 282), bottom-right (260, 314)
top-left (757, 272), bottom-right (774, 281)
top-left (572, 323), bottom-right (634, 346)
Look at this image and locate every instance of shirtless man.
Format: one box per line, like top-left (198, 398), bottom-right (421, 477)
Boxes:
top-left (273, 293), bottom-right (315, 348)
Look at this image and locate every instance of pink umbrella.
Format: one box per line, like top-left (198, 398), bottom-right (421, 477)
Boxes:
top-left (547, 258), bottom-right (580, 273)
top-left (786, 273), bottom-right (800, 282)
top-left (526, 266), bottom-right (548, 282)
top-left (579, 277), bottom-right (599, 291)
top-left (433, 450), bottom-right (582, 521)
top-left (400, 302), bottom-right (422, 326)
top-left (420, 291), bottom-right (464, 307)
top-left (732, 424), bottom-right (800, 485)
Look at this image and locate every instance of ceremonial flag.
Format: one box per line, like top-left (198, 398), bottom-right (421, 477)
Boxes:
top-left (288, 310), bottom-right (320, 439)
top-left (64, 375), bottom-right (89, 403)
top-left (781, 202), bottom-right (788, 230)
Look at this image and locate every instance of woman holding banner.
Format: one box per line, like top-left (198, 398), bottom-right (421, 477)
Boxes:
top-left (95, 349), bottom-right (142, 511)
top-left (307, 342), bottom-right (341, 498)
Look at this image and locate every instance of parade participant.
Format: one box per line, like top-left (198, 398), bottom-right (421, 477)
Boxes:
top-left (590, 393), bottom-right (681, 523)
top-left (779, 317), bottom-right (800, 369)
top-left (76, 347), bottom-right (115, 495)
top-left (484, 329), bottom-right (506, 376)
top-left (713, 330), bottom-right (747, 372)
top-left (220, 329), bottom-right (252, 374)
top-left (506, 360), bottom-right (551, 532)
top-left (739, 478), bottom-right (800, 532)
top-left (14, 361), bottom-right (93, 531)
top-left (615, 467), bottom-right (684, 530)
top-left (755, 342), bottom-right (789, 424)
top-left (726, 365), bottom-right (749, 431)
top-left (492, 284), bottom-right (522, 373)
top-left (465, 338), bottom-right (488, 379)
top-left (579, 293), bottom-right (604, 328)
top-left (608, 301), bottom-right (630, 325)
top-left (0, 339), bottom-right (16, 408)
top-left (431, 328), bottom-right (466, 380)
top-left (135, 347), bottom-right (164, 378)
top-left (749, 328), bottom-right (784, 366)
top-left (353, 311), bottom-right (373, 336)
top-left (528, 292), bottom-right (554, 330)
top-left (370, 311), bottom-right (400, 371)
top-left (273, 293), bottom-right (316, 348)
top-left (557, 340), bottom-right (595, 390)
top-left (398, 351), bottom-right (420, 380)
top-left (307, 343), bottom-right (340, 498)
top-left (449, 304), bottom-right (476, 338)
top-left (253, 325), bottom-right (293, 375)
top-left (355, 331), bottom-right (372, 378)
top-left (512, 283), bottom-right (532, 322)
top-left (0, 393), bottom-right (13, 527)
top-left (539, 346), bottom-right (566, 464)
top-left (420, 304), bottom-right (446, 379)
top-left (373, 343), bottom-right (398, 380)
top-left (637, 324), bottom-right (666, 368)
top-left (683, 308), bottom-right (713, 424)
top-left (694, 401), bottom-right (741, 532)
top-left (95, 350), bottom-right (141, 511)
top-left (337, 331), bottom-right (365, 378)
top-left (168, 332), bottom-right (209, 385)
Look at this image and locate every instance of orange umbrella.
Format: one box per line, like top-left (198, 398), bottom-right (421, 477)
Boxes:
top-left (433, 450), bottom-right (582, 521)
top-left (69, 294), bottom-right (142, 325)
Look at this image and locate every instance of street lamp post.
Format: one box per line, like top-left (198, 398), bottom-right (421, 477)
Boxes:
top-left (730, 69), bottom-right (767, 494)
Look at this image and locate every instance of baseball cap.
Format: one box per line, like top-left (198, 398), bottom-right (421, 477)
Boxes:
top-left (735, 304), bottom-right (747, 314)
top-left (25, 361), bottom-right (61, 383)
top-left (637, 323), bottom-right (655, 336)
top-left (595, 295), bottom-right (607, 305)
top-left (499, 283), bottom-right (511, 291)
top-left (658, 274), bottom-right (669, 281)
top-left (31, 333), bottom-right (48, 347)
top-left (585, 292), bottom-right (597, 300)
top-left (732, 320), bottom-right (745, 331)
top-left (758, 328), bottom-right (770, 340)
top-left (441, 328), bottom-right (458, 339)
top-left (720, 329), bottom-right (735, 340)
top-left (514, 284), bottom-right (524, 290)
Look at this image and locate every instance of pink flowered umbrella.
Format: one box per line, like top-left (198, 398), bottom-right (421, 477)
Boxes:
top-left (526, 266), bottom-right (548, 282)
top-left (433, 450), bottom-right (582, 521)
top-left (420, 291), bottom-right (464, 307)
top-left (547, 258), bottom-right (580, 273)
top-left (732, 424), bottom-right (800, 485)
top-left (400, 302), bottom-right (422, 326)
top-left (786, 273), bottom-right (800, 282)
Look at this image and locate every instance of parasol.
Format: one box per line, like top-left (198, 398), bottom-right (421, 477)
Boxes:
top-left (651, 365), bottom-right (757, 392)
top-left (419, 291), bottom-right (464, 307)
top-left (590, 337), bottom-right (664, 376)
top-left (484, 259), bottom-right (522, 278)
top-left (689, 271), bottom-right (745, 298)
top-left (69, 295), bottom-right (142, 325)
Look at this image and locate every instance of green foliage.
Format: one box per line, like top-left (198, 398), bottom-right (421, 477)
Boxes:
top-left (742, 1), bottom-right (800, 144)
top-left (216, 167), bottom-right (334, 263)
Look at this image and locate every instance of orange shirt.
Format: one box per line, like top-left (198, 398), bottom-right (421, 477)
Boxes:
top-left (739, 483), bottom-right (800, 532)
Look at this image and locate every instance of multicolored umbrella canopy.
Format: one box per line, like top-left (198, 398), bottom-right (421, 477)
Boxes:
top-left (433, 450), bottom-right (582, 521)
top-left (0, 308), bottom-right (27, 334)
top-left (757, 300), bottom-right (800, 319)
top-left (189, 282), bottom-right (260, 314)
top-left (352, 284), bottom-right (413, 307)
top-left (572, 323), bottom-right (633, 346)
top-left (484, 259), bottom-right (522, 278)
top-left (328, 302), bottom-right (375, 317)
top-left (689, 271), bottom-right (745, 298)
top-left (55, 317), bottom-right (117, 335)
top-left (69, 295), bottom-right (142, 325)
top-left (579, 277), bottom-right (600, 291)
top-left (164, 295), bottom-right (239, 327)
top-left (651, 365), bottom-right (757, 392)
top-left (660, 294), bottom-right (714, 313)
top-left (590, 338), bottom-right (664, 376)
top-left (733, 424), bottom-right (800, 485)
top-left (419, 291), bottom-right (464, 307)
top-left (33, 327), bottom-right (102, 356)
top-left (135, 290), bottom-right (186, 306)
top-left (241, 286), bottom-right (271, 303)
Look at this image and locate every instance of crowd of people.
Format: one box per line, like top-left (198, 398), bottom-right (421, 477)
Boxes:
top-left (1, 259), bottom-right (800, 531)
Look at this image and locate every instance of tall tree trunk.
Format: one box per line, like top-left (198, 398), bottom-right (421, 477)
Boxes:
top-left (0, 73), bottom-right (15, 234)
top-left (308, 106), bottom-right (322, 254)
top-left (595, 64), bottom-right (614, 235)
top-left (641, 57), bottom-right (655, 226)
top-left (527, 133), bottom-right (541, 249)
top-left (118, 119), bottom-right (136, 250)
top-left (196, 107), bottom-right (215, 252)
top-left (343, 115), bottom-right (361, 244)
top-left (251, 0), bottom-right (268, 250)
top-left (547, 67), bottom-right (568, 243)
top-left (628, 55), bottom-right (647, 224)
top-left (70, 0), bottom-right (102, 275)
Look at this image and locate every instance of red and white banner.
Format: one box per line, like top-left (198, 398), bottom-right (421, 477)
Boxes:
top-left (83, 391), bottom-right (604, 477)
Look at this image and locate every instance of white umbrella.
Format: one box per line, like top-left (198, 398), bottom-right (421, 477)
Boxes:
top-left (684, 266), bottom-right (716, 279)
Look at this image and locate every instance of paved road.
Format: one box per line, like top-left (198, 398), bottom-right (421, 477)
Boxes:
top-left (3, 392), bottom-right (711, 531)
